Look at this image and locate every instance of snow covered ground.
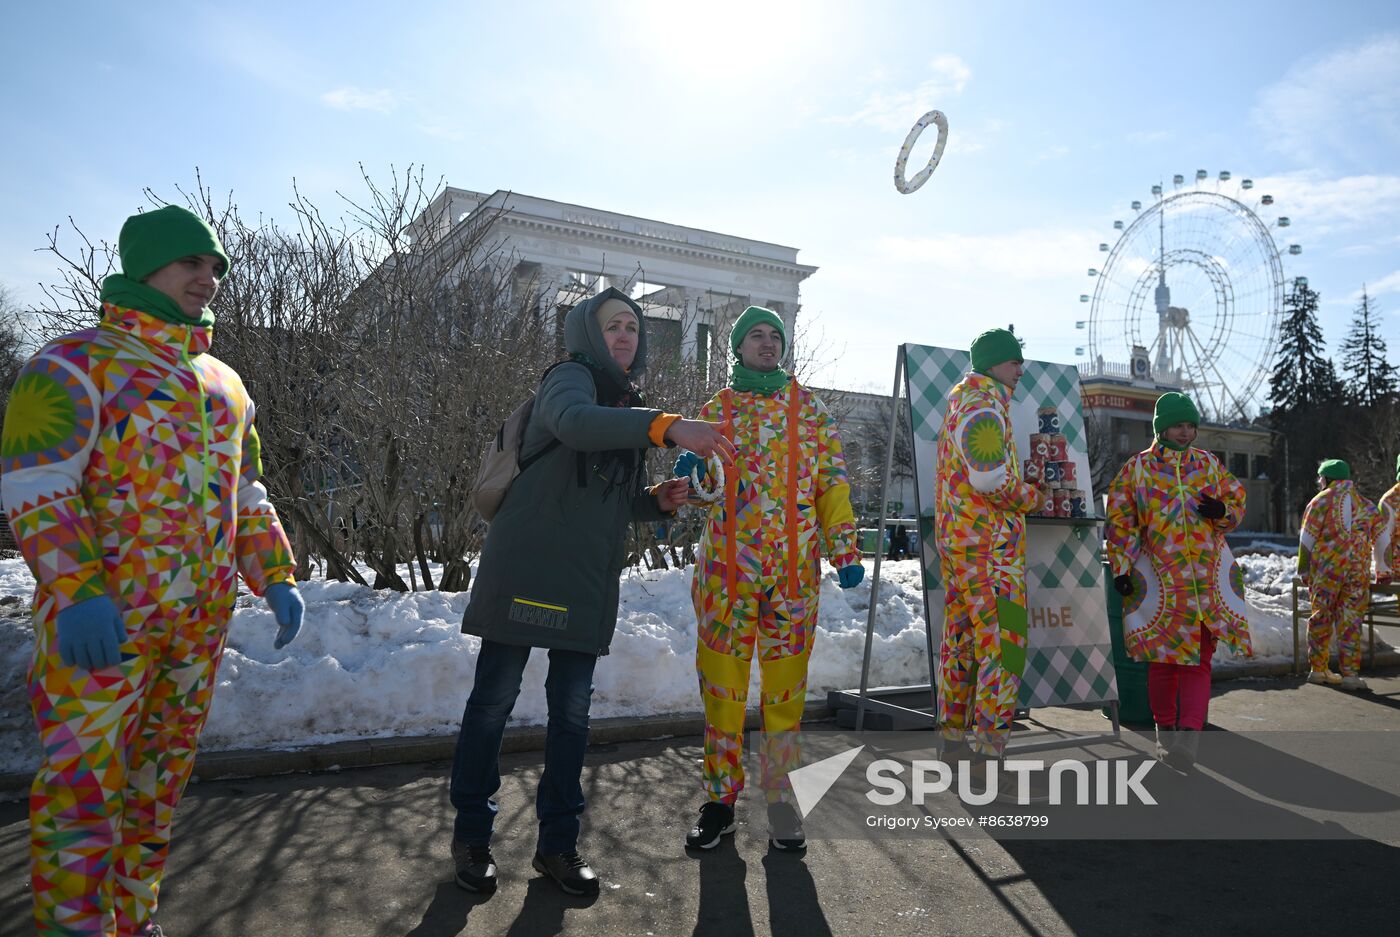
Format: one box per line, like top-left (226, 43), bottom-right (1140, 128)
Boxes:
top-left (0, 550), bottom-right (1344, 777)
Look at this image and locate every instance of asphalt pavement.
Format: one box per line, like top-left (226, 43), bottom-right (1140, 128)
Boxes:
top-left (2, 666), bottom-right (1399, 937)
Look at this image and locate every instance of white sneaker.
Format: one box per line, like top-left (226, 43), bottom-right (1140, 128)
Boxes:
top-left (1338, 674), bottom-right (1369, 692)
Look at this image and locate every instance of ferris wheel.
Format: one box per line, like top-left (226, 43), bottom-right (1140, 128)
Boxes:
top-left (1079, 171), bottom-right (1297, 423)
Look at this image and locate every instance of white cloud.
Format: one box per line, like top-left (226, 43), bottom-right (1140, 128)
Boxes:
top-left (1127, 130), bottom-right (1170, 145)
top-left (1252, 33), bottom-right (1400, 165)
top-left (831, 55), bottom-right (972, 133)
top-left (1248, 170), bottom-right (1400, 235)
top-left (1364, 270), bottom-right (1400, 298)
top-left (321, 86), bottom-right (398, 114)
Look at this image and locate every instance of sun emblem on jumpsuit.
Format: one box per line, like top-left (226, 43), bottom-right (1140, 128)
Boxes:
top-left (962, 412), bottom-right (1005, 472)
top-left (1, 370), bottom-right (77, 459)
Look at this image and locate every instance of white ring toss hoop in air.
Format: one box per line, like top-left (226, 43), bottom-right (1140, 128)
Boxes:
top-left (689, 455), bottom-right (727, 504)
top-left (893, 109), bottom-right (948, 194)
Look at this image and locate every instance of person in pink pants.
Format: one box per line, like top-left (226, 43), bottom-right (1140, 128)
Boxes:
top-left (1106, 393), bottom-right (1251, 772)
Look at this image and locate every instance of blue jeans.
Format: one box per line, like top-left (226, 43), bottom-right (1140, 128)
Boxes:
top-left (449, 638), bottom-right (598, 853)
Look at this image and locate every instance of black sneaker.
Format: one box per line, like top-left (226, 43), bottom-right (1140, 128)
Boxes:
top-left (532, 850), bottom-right (600, 896)
top-left (685, 801), bottom-right (736, 850)
top-left (452, 840), bottom-right (498, 894)
top-left (767, 801), bottom-right (806, 852)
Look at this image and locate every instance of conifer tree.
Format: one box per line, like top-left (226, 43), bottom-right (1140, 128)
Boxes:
top-left (1269, 281), bottom-right (1337, 413)
top-left (1339, 286), bottom-right (1397, 405)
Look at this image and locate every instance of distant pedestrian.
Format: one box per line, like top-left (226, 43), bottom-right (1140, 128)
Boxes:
top-left (887, 524), bottom-right (912, 560)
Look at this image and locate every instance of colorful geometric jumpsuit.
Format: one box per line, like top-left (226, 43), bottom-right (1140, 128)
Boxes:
top-left (691, 380), bottom-right (859, 804)
top-left (934, 371), bottom-right (1041, 757)
top-left (1105, 443), bottom-right (1251, 729)
top-left (1300, 480), bottom-right (1378, 677)
top-left (1, 304), bottom-right (295, 937)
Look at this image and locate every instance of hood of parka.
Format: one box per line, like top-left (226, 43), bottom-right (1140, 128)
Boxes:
top-left (563, 287), bottom-right (648, 386)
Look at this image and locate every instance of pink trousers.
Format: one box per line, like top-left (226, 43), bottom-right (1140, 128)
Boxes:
top-left (1147, 623), bottom-right (1216, 730)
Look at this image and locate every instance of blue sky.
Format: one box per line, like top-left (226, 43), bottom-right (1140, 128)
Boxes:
top-left (4, 1), bottom-right (1399, 400)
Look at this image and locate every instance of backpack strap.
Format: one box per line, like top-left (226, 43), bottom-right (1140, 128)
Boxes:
top-left (516, 360), bottom-right (572, 471)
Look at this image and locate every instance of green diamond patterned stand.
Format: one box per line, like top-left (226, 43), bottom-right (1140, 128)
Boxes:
top-left (831, 345), bottom-right (1123, 754)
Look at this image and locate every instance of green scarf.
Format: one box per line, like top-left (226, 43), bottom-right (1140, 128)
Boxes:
top-left (99, 274), bottom-right (214, 328)
top-left (1157, 435), bottom-right (1187, 452)
top-left (730, 361), bottom-right (791, 395)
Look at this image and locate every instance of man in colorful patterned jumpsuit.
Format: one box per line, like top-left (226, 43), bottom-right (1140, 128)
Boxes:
top-left (1105, 392), bottom-right (1250, 771)
top-left (677, 306), bottom-right (863, 852)
top-left (1300, 459), bottom-right (1379, 692)
top-left (1, 205), bottom-right (304, 937)
top-left (934, 329), bottom-right (1042, 764)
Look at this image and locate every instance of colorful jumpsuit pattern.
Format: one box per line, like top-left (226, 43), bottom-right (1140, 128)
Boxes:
top-left (1299, 480), bottom-right (1378, 677)
top-left (1105, 444), bottom-right (1250, 729)
top-left (691, 381), bottom-right (859, 804)
top-left (1, 304), bottom-right (295, 937)
top-left (1372, 482), bottom-right (1400, 579)
top-left (934, 371), bottom-right (1041, 757)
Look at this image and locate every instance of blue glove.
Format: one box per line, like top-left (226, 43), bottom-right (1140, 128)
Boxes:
top-left (55, 595), bottom-right (127, 670)
top-left (837, 565), bottom-right (865, 589)
top-left (673, 450), bottom-right (704, 480)
top-left (265, 583), bottom-right (305, 649)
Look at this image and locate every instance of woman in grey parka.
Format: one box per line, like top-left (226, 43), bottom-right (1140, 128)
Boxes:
top-left (450, 288), bottom-right (733, 897)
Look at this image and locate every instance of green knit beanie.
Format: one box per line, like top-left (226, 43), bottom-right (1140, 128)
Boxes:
top-left (970, 328), bottom-right (1022, 373)
top-left (730, 306), bottom-right (786, 358)
top-left (119, 205), bottom-right (229, 283)
top-left (1318, 459), bottom-right (1350, 481)
top-left (1152, 392), bottom-right (1201, 434)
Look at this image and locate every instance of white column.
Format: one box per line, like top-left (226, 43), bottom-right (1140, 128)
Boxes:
top-left (536, 264), bottom-right (569, 326)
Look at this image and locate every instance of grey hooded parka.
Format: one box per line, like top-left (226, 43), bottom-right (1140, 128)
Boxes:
top-left (461, 288), bottom-right (672, 654)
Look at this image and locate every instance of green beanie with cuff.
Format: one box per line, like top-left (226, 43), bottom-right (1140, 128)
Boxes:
top-left (1318, 459), bottom-right (1350, 481)
top-left (970, 328), bottom-right (1023, 373)
top-left (1152, 392), bottom-right (1201, 435)
top-left (119, 205), bottom-right (229, 283)
top-left (730, 306), bottom-right (786, 358)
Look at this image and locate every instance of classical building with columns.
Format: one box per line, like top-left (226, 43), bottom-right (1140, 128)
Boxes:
top-left (405, 187), bottom-right (816, 378)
